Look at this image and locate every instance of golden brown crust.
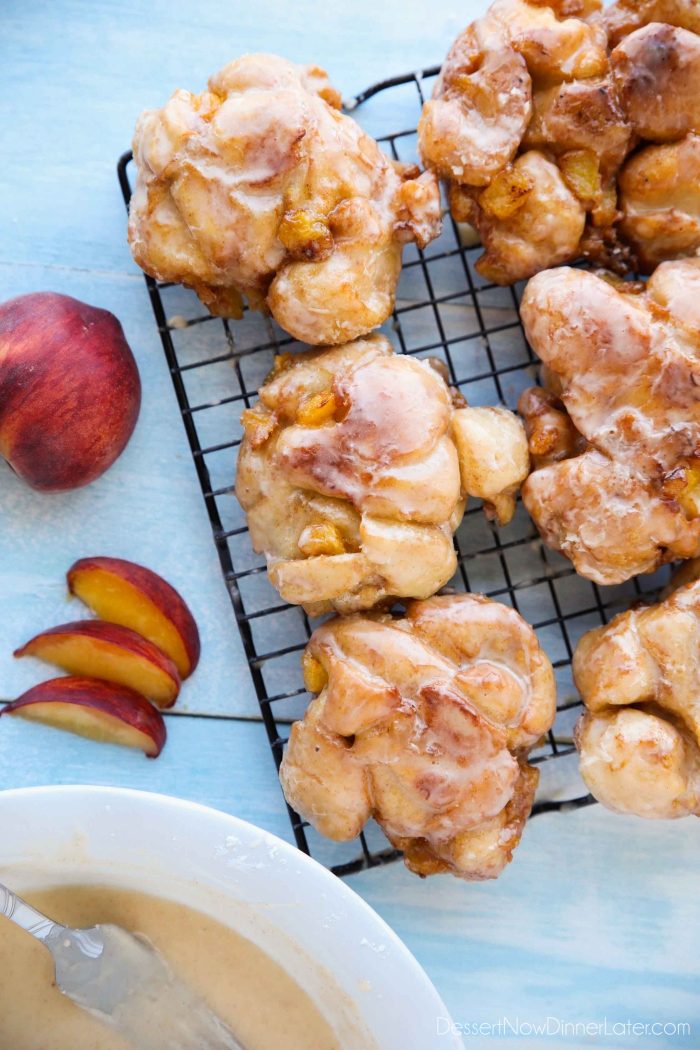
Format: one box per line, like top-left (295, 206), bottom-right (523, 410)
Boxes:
top-left (420, 0), bottom-right (700, 281)
top-left (522, 76), bottom-right (631, 173)
top-left (128, 53), bottom-right (442, 344)
top-left (605, 0), bottom-right (700, 46)
top-left (235, 336), bottom-right (529, 614)
top-left (522, 449), bottom-right (700, 580)
top-left (473, 151), bottom-right (586, 282)
top-left (490, 0), bottom-right (608, 83)
top-left (619, 134), bottom-right (700, 270)
top-left (519, 264), bottom-right (700, 584)
top-left (417, 26), bottom-right (533, 187)
top-left (394, 763), bottom-right (540, 878)
top-left (418, 0), bottom-right (625, 282)
top-left (574, 578), bottom-right (700, 818)
top-left (518, 386), bottom-right (587, 467)
top-left (646, 256), bottom-right (700, 327)
top-left (279, 594), bottom-right (556, 879)
top-left (611, 23), bottom-right (700, 142)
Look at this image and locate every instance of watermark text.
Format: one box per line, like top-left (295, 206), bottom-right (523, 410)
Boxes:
top-left (437, 1016), bottom-right (691, 1039)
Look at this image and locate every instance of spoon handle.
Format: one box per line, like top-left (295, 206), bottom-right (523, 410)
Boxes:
top-left (0, 881), bottom-right (64, 942)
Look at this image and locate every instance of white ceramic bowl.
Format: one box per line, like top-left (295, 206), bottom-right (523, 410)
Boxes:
top-left (0, 785), bottom-right (462, 1050)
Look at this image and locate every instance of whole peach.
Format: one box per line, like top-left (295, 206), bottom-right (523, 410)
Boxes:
top-left (0, 292), bottom-right (141, 490)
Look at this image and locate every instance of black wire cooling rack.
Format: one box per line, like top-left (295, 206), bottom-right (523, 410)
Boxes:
top-left (118, 66), bottom-right (668, 876)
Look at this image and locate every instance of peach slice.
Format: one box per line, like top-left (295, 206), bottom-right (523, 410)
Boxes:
top-left (67, 557), bottom-right (201, 679)
top-left (14, 621), bottom-right (180, 708)
top-left (1, 677), bottom-right (166, 757)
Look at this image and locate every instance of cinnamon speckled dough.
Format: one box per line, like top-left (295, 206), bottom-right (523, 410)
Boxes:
top-left (452, 150), bottom-right (586, 284)
top-left (611, 22), bottom-right (700, 268)
top-left (647, 254), bottom-right (700, 322)
top-left (417, 22), bottom-right (533, 188)
top-left (128, 53), bottom-right (441, 344)
top-left (418, 0), bottom-right (631, 283)
top-left (235, 336), bottom-right (529, 615)
top-left (420, 0), bottom-right (700, 281)
top-left (522, 75), bottom-right (631, 173)
top-left (518, 263), bottom-right (700, 584)
top-left (418, 0), bottom-right (611, 190)
top-left (605, 0), bottom-right (700, 45)
top-left (574, 575), bottom-right (700, 819)
top-left (280, 594), bottom-right (556, 880)
top-left (611, 23), bottom-right (700, 142)
top-left (618, 133), bottom-right (700, 270)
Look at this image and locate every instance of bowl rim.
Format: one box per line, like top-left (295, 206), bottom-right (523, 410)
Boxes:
top-left (0, 784), bottom-right (463, 1049)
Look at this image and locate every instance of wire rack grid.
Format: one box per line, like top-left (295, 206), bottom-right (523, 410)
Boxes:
top-left (117, 66), bottom-right (668, 877)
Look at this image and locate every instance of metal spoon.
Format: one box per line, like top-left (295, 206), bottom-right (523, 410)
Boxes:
top-left (0, 881), bottom-right (244, 1049)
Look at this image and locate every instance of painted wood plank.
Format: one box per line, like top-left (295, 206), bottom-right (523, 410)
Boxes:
top-left (349, 805), bottom-right (700, 1048)
top-left (0, 709), bottom-right (294, 844)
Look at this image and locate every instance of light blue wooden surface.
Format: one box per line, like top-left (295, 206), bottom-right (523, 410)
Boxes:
top-left (1, 2), bottom-right (699, 1046)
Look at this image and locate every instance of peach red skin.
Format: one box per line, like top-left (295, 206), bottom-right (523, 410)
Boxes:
top-left (13, 620), bottom-right (181, 708)
top-left (67, 556), bottom-right (201, 677)
top-left (0, 676), bottom-right (167, 758)
top-left (0, 292), bottom-right (141, 491)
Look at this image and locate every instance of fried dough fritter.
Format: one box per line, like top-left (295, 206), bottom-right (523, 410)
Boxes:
top-left (605, 0), bottom-right (700, 45)
top-left (618, 133), bottom-right (700, 270)
top-left (235, 336), bottom-right (529, 615)
top-left (611, 22), bottom-right (700, 142)
top-left (646, 255), bottom-right (700, 325)
top-left (418, 0), bottom-right (631, 282)
top-left (518, 264), bottom-right (700, 584)
top-left (611, 21), bottom-right (700, 268)
top-left (417, 0), bottom-right (610, 198)
top-left (128, 53), bottom-right (441, 344)
top-left (420, 0), bottom-right (700, 281)
top-left (522, 75), bottom-right (631, 174)
top-left (460, 150), bottom-right (587, 284)
top-left (280, 594), bottom-right (556, 879)
top-left (488, 0), bottom-right (609, 83)
top-left (574, 577), bottom-right (700, 818)
top-left (417, 23), bottom-right (533, 187)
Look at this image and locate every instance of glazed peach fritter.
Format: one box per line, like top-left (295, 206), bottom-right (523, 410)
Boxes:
top-left (611, 22), bottom-right (700, 142)
top-left (619, 133), bottom-right (700, 271)
top-left (280, 594), bottom-right (556, 880)
top-left (128, 54), bottom-right (441, 345)
top-left (419, 0), bottom-right (613, 283)
top-left (236, 336), bottom-right (529, 615)
top-left (419, 0), bottom-right (700, 282)
top-left (605, 0), bottom-right (700, 46)
top-left (518, 261), bottom-right (700, 584)
top-left (574, 573), bottom-right (700, 819)
top-left (611, 19), bottom-right (700, 268)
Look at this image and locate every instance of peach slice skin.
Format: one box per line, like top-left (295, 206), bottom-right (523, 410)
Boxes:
top-left (67, 558), bottom-right (200, 679)
top-left (1, 677), bottom-right (166, 757)
top-left (14, 620), bottom-right (180, 708)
